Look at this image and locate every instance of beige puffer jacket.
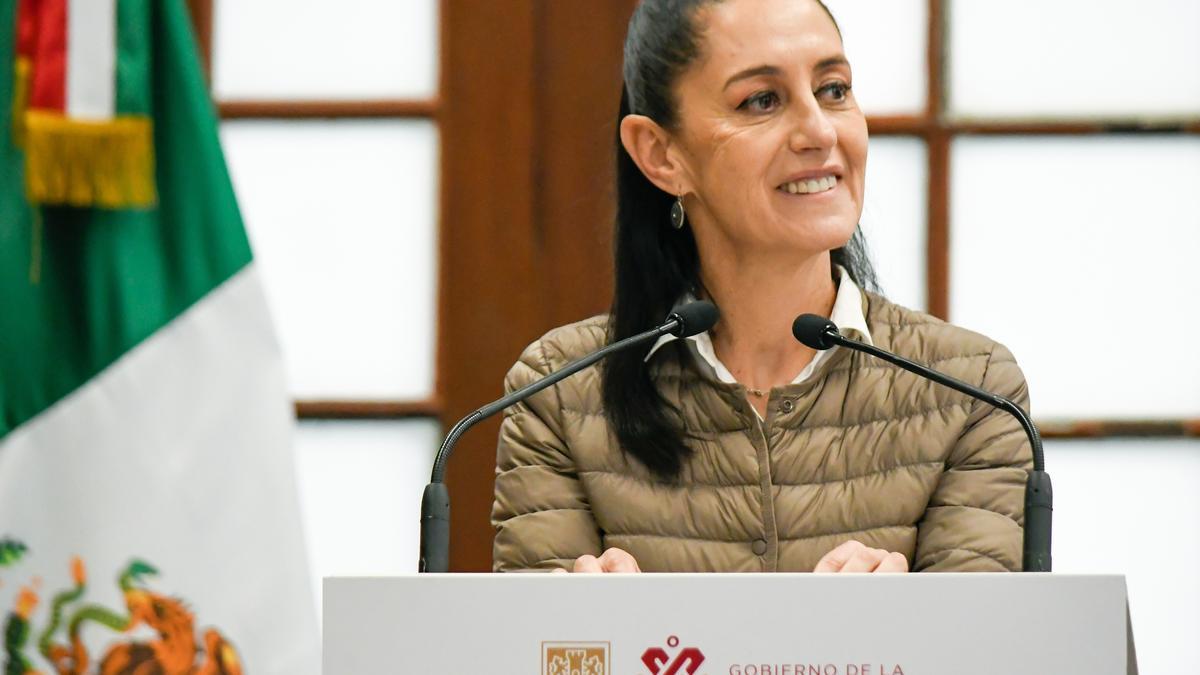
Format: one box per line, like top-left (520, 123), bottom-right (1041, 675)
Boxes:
top-left (492, 292), bottom-right (1032, 573)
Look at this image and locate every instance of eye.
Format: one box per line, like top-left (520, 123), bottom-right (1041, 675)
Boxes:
top-left (738, 90), bottom-right (781, 113)
top-left (817, 81), bottom-right (852, 104)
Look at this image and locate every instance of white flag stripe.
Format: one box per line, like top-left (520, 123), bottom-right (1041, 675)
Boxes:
top-left (66, 0), bottom-right (116, 119)
top-left (0, 266), bottom-right (318, 674)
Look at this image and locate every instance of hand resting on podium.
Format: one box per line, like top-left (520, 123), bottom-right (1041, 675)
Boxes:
top-left (551, 547), bottom-right (642, 573)
top-left (552, 541), bottom-right (908, 574)
top-left (812, 540), bottom-right (909, 574)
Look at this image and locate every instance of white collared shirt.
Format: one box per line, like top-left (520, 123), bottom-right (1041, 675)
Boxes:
top-left (644, 268), bottom-right (874, 395)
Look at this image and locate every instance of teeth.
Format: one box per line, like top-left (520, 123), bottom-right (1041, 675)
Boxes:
top-left (780, 175), bottom-right (837, 195)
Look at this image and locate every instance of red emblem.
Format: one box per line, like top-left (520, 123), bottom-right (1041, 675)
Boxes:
top-left (641, 635), bottom-right (705, 675)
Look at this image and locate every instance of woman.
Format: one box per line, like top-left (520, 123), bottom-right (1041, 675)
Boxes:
top-left (492, 0), bottom-right (1032, 574)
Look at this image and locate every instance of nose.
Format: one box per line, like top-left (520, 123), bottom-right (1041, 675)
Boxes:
top-left (787, 95), bottom-right (837, 153)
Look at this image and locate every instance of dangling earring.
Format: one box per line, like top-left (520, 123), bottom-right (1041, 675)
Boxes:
top-left (669, 194), bottom-right (686, 230)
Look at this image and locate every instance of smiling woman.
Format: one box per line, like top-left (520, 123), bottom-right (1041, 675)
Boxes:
top-left (491, 0), bottom-right (1034, 575)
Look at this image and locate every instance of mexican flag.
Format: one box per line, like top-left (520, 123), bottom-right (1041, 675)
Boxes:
top-left (0, 1), bottom-right (318, 673)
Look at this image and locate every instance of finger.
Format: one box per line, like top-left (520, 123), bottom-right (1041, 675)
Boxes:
top-left (573, 555), bottom-right (603, 573)
top-left (813, 540), bottom-right (867, 573)
top-left (839, 548), bottom-right (889, 573)
top-left (874, 552), bottom-right (909, 574)
top-left (599, 548), bottom-right (641, 573)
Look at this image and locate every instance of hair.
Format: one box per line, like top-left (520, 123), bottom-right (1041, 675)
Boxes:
top-left (602, 0), bottom-right (879, 480)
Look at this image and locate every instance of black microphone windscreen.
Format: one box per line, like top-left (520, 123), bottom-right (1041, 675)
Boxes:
top-left (667, 300), bottom-right (720, 337)
top-left (792, 314), bottom-right (839, 350)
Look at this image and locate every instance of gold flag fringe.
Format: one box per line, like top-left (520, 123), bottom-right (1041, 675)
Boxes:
top-left (22, 111), bottom-right (157, 209)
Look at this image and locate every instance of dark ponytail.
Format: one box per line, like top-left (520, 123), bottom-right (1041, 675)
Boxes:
top-left (603, 0), bottom-right (877, 480)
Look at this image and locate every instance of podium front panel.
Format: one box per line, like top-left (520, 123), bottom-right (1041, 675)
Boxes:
top-left (324, 573), bottom-right (1126, 674)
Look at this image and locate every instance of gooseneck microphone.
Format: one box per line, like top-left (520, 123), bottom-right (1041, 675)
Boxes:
top-left (792, 314), bottom-right (1052, 573)
top-left (419, 300), bottom-right (720, 573)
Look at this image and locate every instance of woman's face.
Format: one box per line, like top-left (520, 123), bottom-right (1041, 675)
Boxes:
top-left (670, 0), bottom-right (867, 257)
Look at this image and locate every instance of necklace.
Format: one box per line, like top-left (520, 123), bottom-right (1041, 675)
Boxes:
top-left (746, 387), bottom-right (768, 398)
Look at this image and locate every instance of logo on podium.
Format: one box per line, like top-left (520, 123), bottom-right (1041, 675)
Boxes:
top-left (542, 641), bottom-right (609, 675)
top-left (642, 635), bottom-right (705, 675)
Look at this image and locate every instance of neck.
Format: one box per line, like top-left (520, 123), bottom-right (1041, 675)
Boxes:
top-left (700, 249), bottom-right (837, 392)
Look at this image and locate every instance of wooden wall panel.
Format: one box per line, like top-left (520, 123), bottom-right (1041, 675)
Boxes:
top-left (439, 0), bottom-right (541, 571)
top-left (533, 2), bottom-right (638, 327)
top-left (924, 0), bottom-right (950, 320)
top-left (440, 0), bottom-right (638, 571)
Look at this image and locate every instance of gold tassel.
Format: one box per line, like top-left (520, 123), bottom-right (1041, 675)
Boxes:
top-left (22, 110), bottom-right (157, 209)
top-left (11, 57), bottom-right (30, 147)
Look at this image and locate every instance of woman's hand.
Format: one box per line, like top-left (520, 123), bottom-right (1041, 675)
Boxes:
top-left (813, 540), bottom-right (908, 573)
top-left (553, 547), bottom-right (642, 573)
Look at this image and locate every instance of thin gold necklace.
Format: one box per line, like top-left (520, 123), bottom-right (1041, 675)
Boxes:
top-left (746, 387), bottom-right (768, 398)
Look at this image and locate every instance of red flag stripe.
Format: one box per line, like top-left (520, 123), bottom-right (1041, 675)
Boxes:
top-left (15, 0), bottom-right (38, 58)
top-left (27, 0), bottom-right (68, 112)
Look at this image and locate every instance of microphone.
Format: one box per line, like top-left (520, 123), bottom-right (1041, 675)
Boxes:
top-left (792, 314), bottom-right (1052, 573)
top-left (419, 300), bottom-right (720, 573)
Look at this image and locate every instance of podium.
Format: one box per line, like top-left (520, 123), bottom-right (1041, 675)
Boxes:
top-left (324, 573), bottom-right (1130, 674)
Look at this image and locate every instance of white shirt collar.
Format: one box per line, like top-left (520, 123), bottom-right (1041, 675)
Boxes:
top-left (643, 266), bottom-right (874, 389)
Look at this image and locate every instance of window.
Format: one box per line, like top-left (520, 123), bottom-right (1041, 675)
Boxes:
top-left (191, 0), bottom-right (443, 618)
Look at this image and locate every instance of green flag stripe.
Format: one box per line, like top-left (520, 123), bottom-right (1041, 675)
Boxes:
top-left (0, 0), bottom-right (253, 438)
top-left (116, 0), bottom-right (152, 116)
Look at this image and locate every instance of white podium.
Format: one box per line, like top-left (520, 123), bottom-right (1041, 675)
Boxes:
top-left (324, 573), bottom-right (1130, 675)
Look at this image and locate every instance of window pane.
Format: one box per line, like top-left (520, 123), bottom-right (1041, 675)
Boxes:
top-left (949, 136), bottom-right (1200, 419)
top-left (947, 0), bottom-right (1200, 119)
top-left (861, 137), bottom-right (927, 312)
top-left (1046, 439), bottom-right (1200, 673)
top-left (213, 0), bottom-right (438, 101)
top-left (294, 419), bottom-right (440, 622)
top-left (824, 0), bottom-right (928, 116)
top-left (221, 120), bottom-right (439, 400)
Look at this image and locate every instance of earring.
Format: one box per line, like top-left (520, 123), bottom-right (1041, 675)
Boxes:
top-left (669, 195), bottom-right (686, 230)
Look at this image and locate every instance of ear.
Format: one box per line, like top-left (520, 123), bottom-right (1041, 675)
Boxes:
top-left (619, 114), bottom-right (693, 197)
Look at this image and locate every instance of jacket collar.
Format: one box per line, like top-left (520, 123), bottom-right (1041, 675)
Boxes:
top-left (644, 265), bottom-right (874, 386)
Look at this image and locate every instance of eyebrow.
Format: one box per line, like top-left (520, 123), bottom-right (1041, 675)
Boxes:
top-left (722, 56), bottom-right (850, 91)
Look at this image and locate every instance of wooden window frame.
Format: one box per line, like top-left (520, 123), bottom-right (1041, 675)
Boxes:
top-left (189, 0), bottom-right (1198, 571)
top-left (186, 0), bottom-right (1200, 427)
top-left (913, 0), bottom-right (1199, 437)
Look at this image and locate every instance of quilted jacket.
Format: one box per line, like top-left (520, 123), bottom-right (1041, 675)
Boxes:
top-left (491, 292), bottom-right (1033, 572)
